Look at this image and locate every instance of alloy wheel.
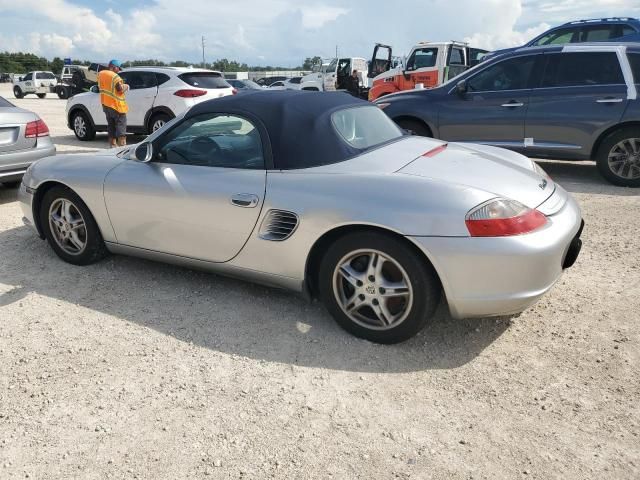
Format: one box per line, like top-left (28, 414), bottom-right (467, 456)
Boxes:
top-left (608, 138), bottom-right (640, 180)
top-left (48, 198), bottom-right (87, 255)
top-left (74, 115), bottom-right (86, 138)
top-left (152, 119), bottom-right (165, 132)
top-left (332, 249), bottom-right (413, 331)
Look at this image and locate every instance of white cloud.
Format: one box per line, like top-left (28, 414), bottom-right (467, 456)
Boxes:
top-left (300, 5), bottom-right (349, 29)
top-left (0, 0), bottom-right (639, 65)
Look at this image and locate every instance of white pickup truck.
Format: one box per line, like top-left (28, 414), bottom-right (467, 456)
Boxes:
top-left (13, 71), bottom-right (57, 99)
top-left (300, 57), bottom-right (368, 92)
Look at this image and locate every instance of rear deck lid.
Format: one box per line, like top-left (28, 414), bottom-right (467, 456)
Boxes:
top-left (0, 103), bottom-right (37, 154)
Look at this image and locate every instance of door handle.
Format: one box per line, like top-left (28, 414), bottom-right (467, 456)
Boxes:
top-left (501, 102), bottom-right (524, 108)
top-left (596, 98), bottom-right (623, 104)
top-left (230, 193), bottom-right (259, 208)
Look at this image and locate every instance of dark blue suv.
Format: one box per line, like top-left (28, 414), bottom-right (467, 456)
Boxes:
top-left (377, 44), bottom-right (640, 187)
top-left (485, 18), bottom-right (640, 61)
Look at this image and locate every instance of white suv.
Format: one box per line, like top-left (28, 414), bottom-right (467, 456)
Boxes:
top-left (66, 67), bottom-right (236, 141)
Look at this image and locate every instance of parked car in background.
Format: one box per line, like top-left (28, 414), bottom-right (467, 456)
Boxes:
top-left (256, 76), bottom-right (288, 87)
top-left (368, 41), bottom-right (487, 100)
top-left (20, 91), bottom-right (583, 344)
top-left (13, 71), bottom-right (57, 99)
top-left (377, 43), bottom-right (640, 187)
top-left (268, 81), bottom-right (287, 90)
top-left (0, 73), bottom-right (11, 83)
top-left (226, 79), bottom-right (264, 91)
top-left (283, 77), bottom-right (302, 89)
top-left (0, 96), bottom-right (55, 186)
top-left (66, 67), bottom-right (235, 140)
top-left (485, 17), bottom-right (640, 61)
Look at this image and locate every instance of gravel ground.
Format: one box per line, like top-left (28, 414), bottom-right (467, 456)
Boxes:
top-left (1, 84), bottom-right (639, 479)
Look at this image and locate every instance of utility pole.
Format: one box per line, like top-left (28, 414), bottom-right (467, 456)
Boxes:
top-left (335, 45), bottom-right (338, 58)
top-left (201, 36), bottom-right (206, 68)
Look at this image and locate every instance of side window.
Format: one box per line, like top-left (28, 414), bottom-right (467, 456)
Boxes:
top-left (622, 25), bottom-right (636, 37)
top-left (531, 27), bottom-right (577, 46)
top-left (23, 73), bottom-right (33, 81)
top-left (581, 26), bottom-right (617, 42)
top-left (155, 114), bottom-right (264, 169)
top-left (541, 52), bottom-right (624, 88)
top-left (156, 73), bottom-right (171, 86)
top-left (406, 48), bottom-right (438, 71)
top-left (628, 53), bottom-right (640, 85)
top-left (467, 56), bottom-right (536, 92)
top-left (119, 71), bottom-right (157, 90)
top-left (449, 48), bottom-right (464, 66)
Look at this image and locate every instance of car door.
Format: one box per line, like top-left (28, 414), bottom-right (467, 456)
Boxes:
top-left (444, 46), bottom-right (467, 82)
top-left (524, 51), bottom-right (629, 159)
top-left (118, 71), bottom-right (158, 129)
top-left (104, 112), bottom-right (266, 263)
top-left (21, 73), bottom-right (34, 92)
top-left (438, 54), bottom-right (539, 149)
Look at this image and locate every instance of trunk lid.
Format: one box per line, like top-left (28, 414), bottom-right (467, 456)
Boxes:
top-left (398, 142), bottom-right (554, 208)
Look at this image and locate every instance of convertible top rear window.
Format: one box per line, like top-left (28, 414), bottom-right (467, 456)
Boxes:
top-left (332, 106), bottom-right (403, 150)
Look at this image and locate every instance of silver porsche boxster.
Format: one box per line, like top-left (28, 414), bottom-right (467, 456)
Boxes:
top-left (19, 91), bottom-right (583, 343)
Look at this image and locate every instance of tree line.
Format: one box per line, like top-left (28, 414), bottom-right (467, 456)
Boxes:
top-left (0, 52), bottom-right (324, 74)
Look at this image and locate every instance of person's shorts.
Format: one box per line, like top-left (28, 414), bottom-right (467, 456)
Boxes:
top-left (103, 107), bottom-right (127, 138)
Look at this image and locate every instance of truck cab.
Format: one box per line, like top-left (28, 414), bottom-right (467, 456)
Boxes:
top-left (367, 41), bottom-right (487, 101)
top-left (299, 60), bottom-right (333, 91)
top-left (323, 57), bottom-right (368, 92)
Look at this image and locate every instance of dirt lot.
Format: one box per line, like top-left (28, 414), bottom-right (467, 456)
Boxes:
top-left (0, 83), bottom-right (639, 479)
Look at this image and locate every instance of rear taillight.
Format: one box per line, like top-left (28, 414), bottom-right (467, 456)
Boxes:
top-left (232, 88), bottom-right (238, 95)
top-left (465, 198), bottom-right (547, 237)
top-left (173, 89), bottom-right (207, 98)
top-left (25, 119), bottom-right (50, 138)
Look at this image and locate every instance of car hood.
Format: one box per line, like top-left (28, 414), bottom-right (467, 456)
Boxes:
top-left (397, 141), bottom-right (553, 208)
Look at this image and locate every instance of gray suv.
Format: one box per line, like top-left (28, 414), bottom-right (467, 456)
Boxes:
top-left (378, 43), bottom-right (640, 187)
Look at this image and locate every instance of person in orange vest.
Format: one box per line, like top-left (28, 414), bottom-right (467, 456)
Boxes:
top-left (97, 59), bottom-right (129, 148)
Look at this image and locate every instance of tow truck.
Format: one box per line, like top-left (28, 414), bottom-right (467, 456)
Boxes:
top-left (367, 41), bottom-right (487, 101)
top-left (300, 57), bottom-right (368, 93)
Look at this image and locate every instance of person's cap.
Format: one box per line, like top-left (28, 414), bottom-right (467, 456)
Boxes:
top-left (109, 59), bottom-right (122, 68)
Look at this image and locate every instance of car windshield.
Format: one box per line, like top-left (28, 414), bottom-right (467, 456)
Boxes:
top-left (332, 106), bottom-right (403, 150)
top-left (178, 72), bottom-right (230, 89)
top-left (0, 96), bottom-right (13, 107)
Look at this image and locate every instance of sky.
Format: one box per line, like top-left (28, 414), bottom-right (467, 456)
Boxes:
top-left (0, 0), bottom-right (639, 66)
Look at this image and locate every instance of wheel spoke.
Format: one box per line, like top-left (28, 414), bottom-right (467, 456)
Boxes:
top-left (62, 200), bottom-right (72, 222)
top-left (345, 294), bottom-right (367, 313)
top-left (339, 263), bottom-right (364, 288)
top-left (68, 231), bottom-right (84, 250)
top-left (379, 280), bottom-right (410, 298)
top-left (370, 301), bottom-right (393, 327)
top-left (366, 253), bottom-right (379, 278)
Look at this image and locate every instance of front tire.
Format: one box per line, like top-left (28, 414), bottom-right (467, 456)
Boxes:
top-left (13, 86), bottom-right (24, 99)
top-left (319, 232), bottom-right (440, 344)
top-left (39, 186), bottom-right (108, 266)
top-left (71, 110), bottom-right (96, 141)
top-left (395, 118), bottom-right (432, 137)
top-left (596, 127), bottom-right (640, 187)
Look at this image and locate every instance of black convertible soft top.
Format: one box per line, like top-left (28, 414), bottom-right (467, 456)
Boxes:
top-left (186, 90), bottom-right (373, 170)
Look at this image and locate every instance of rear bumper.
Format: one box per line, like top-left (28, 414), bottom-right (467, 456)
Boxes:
top-left (0, 140), bottom-right (55, 182)
top-left (409, 189), bottom-right (583, 319)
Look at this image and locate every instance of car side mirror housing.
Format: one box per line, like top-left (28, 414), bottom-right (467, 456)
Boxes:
top-left (89, 85), bottom-right (99, 93)
top-left (456, 80), bottom-right (468, 96)
top-left (134, 142), bottom-right (153, 162)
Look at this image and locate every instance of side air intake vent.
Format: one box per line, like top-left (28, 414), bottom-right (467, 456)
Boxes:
top-left (259, 210), bottom-right (299, 241)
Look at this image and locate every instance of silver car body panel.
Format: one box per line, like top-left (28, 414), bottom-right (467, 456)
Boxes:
top-left (19, 135), bottom-right (581, 318)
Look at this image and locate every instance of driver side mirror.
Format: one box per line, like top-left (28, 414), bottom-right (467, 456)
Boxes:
top-left (134, 142), bottom-right (153, 162)
top-left (89, 85), bottom-right (99, 94)
top-left (455, 80), bottom-right (468, 96)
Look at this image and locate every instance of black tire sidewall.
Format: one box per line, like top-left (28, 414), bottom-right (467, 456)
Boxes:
top-left (37, 93), bottom-right (46, 99)
top-left (39, 186), bottom-right (107, 266)
top-left (596, 128), bottom-right (640, 187)
top-left (318, 232), bottom-right (440, 344)
top-left (14, 87), bottom-right (23, 98)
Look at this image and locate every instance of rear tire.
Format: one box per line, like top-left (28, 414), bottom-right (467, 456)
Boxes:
top-left (37, 93), bottom-right (46, 99)
top-left (596, 127), bottom-right (640, 187)
top-left (57, 86), bottom-right (69, 99)
top-left (71, 110), bottom-right (96, 141)
top-left (39, 186), bottom-right (108, 266)
top-left (13, 86), bottom-right (24, 99)
top-left (149, 112), bottom-right (171, 133)
top-left (395, 118), bottom-right (432, 137)
top-left (318, 231), bottom-right (440, 344)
